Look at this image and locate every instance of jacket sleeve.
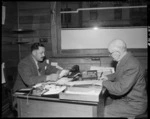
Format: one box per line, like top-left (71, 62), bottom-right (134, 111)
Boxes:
top-left (107, 73), bottom-right (116, 81)
top-left (102, 65), bottom-right (139, 96)
top-left (18, 62), bottom-right (46, 87)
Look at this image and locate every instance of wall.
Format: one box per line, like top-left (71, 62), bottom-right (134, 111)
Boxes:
top-left (2, 2), bottom-right (18, 117)
top-left (17, 2), bottom-right (52, 59)
top-left (2, 2), bottom-right (19, 67)
top-left (17, 2), bottom-right (147, 71)
top-left (49, 56), bottom-right (147, 72)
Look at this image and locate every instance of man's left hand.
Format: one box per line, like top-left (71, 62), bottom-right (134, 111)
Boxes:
top-left (93, 80), bottom-right (103, 86)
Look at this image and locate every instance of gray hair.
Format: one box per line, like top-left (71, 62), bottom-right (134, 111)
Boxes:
top-left (109, 39), bottom-right (127, 52)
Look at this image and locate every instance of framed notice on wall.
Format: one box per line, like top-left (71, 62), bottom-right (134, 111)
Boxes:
top-left (2, 6), bottom-right (6, 25)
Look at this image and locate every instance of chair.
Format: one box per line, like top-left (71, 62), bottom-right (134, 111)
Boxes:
top-left (3, 66), bottom-right (18, 111)
top-left (135, 69), bottom-right (148, 119)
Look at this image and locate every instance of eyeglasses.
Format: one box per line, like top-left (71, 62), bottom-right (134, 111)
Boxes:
top-left (109, 51), bottom-right (119, 56)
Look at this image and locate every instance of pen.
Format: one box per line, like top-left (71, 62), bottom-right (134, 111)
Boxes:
top-left (100, 72), bottom-right (103, 78)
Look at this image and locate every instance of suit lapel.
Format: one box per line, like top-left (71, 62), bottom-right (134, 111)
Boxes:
top-left (28, 55), bottom-right (39, 75)
top-left (116, 52), bottom-right (131, 73)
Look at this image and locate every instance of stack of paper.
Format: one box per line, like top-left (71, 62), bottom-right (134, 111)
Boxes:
top-left (65, 80), bottom-right (99, 86)
top-left (59, 86), bottom-right (102, 102)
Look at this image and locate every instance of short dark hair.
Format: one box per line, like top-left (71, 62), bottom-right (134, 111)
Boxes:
top-left (31, 43), bottom-right (45, 52)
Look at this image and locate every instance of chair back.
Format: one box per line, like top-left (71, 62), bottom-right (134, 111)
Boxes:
top-left (1, 62), bottom-right (6, 84)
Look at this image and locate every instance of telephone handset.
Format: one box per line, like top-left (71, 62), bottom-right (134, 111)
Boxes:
top-left (67, 65), bottom-right (81, 79)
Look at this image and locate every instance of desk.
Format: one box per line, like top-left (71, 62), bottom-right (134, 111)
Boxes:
top-left (14, 88), bottom-right (106, 117)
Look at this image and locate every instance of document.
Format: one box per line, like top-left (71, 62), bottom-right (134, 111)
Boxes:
top-left (43, 85), bottom-right (66, 95)
top-left (65, 80), bottom-right (99, 86)
top-left (90, 66), bottom-right (114, 77)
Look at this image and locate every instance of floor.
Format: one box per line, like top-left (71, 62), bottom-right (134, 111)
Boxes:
top-left (2, 109), bottom-right (18, 118)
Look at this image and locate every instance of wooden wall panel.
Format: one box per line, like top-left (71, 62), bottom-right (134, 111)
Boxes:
top-left (2, 2), bottom-right (18, 116)
top-left (19, 23), bottom-right (51, 30)
top-left (19, 15), bottom-right (51, 24)
top-left (2, 2), bottom-right (19, 67)
top-left (19, 8), bottom-right (51, 16)
top-left (18, 2), bottom-right (51, 9)
top-left (17, 2), bottom-right (52, 58)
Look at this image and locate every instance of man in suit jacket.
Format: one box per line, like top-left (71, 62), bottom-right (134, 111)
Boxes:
top-left (13, 43), bottom-right (60, 92)
top-left (94, 39), bottom-right (147, 118)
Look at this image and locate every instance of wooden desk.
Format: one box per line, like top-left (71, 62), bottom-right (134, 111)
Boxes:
top-left (14, 88), bottom-right (106, 117)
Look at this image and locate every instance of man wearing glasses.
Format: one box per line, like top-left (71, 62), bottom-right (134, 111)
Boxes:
top-left (94, 39), bottom-right (147, 118)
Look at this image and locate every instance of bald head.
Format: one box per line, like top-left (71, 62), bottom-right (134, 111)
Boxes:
top-left (108, 39), bottom-right (127, 53)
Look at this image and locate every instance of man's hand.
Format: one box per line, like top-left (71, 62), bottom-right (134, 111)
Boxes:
top-left (99, 75), bottom-right (108, 81)
top-left (93, 75), bottom-right (108, 86)
top-left (46, 73), bottom-right (59, 82)
top-left (59, 69), bottom-right (69, 78)
top-left (93, 80), bottom-right (103, 86)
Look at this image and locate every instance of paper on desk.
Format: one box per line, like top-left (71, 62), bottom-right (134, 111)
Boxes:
top-left (90, 66), bottom-right (114, 77)
top-left (43, 85), bottom-right (66, 95)
top-left (65, 80), bottom-right (99, 86)
top-left (65, 90), bottom-right (99, 95)
top-left (64, 86), bottom-right (102, 96)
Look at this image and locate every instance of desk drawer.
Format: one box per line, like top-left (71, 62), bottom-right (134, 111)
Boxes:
top-left (19, 98), bottom-right (97, 117)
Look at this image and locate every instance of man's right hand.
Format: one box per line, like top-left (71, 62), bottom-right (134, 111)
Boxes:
top-left (59, 69), bottom-right (69, 78)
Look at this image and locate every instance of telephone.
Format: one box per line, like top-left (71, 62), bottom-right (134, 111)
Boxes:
top-left (67, 65), bottom-right (81, 80)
